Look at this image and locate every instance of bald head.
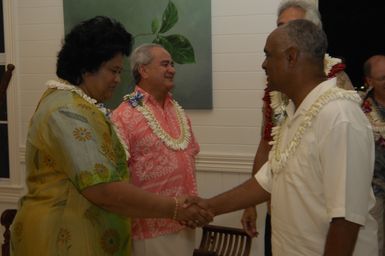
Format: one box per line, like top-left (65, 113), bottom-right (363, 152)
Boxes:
top-left (364, 55), bottom-right (385, 92)
top-left (364, 55), bottom-right (385, 78)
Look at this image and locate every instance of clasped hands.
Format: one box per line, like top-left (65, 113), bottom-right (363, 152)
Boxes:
top-left (174, 196), bottom-right (213, 228)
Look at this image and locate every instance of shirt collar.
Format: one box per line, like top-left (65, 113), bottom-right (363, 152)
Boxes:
top-left (286, 78), bottom-right (337, 120)
top-left (135, 86), bottom-right (174, 107)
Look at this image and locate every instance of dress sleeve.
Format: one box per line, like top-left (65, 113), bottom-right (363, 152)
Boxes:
top-left (45, 103), bottom-right (127, 190)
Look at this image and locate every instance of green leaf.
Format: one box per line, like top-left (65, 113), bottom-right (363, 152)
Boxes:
top-left (155, 35), bottom-right (196, 64)
top-left (152, 36), bottom-right (174, 53)
top-left (151, 18), bottom-right (159, 34)
top-left (158, 1), bottom-right (178, 34)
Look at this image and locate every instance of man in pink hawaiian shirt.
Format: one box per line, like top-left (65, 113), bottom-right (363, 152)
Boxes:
top-left (111, 43), bottom-right (200, 256)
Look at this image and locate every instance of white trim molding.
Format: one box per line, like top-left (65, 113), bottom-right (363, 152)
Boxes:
top-left (0, 184), bottom-right (24, 203)
top-left (196, 152), bottom-right (254, 174)
top-left (0, 53), bottom-right (5, 64)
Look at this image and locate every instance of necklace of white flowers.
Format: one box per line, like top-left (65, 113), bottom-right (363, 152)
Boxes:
top-left (364, 97), bottom-right (385, 140)
top-left (124, 91), bottom-right (191, 151)
top-left (269, 54), bottom-right (342, 124)
top-left (269, 87), bottom-right (361, 174)
top-left (46, 79), bottom-right (130, 160)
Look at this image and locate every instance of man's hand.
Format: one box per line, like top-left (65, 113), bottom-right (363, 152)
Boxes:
top-left (241, 207), bottom-right (258, 237)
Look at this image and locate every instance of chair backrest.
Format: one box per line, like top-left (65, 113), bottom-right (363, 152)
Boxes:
top-left (0, 64), bottom-right (15, 105)
top-left (1, 209), bottom-right (17, 256)
top-left (193, 224), bottom-right (252, 256)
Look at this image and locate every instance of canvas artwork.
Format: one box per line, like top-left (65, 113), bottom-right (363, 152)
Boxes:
top-left (63, 0), bottom-right (212, 109)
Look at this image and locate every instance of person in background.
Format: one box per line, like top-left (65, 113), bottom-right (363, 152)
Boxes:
top-left (240, 1), bottom-right (354, 255)
top-left (362, 54), bottom-right (385, 256)
top-left (187, 19), bottom-right (377, 256)
top-left (111, 43), bottom-right (201, 256)
top-left (11, 17), bottom-right (211, 256)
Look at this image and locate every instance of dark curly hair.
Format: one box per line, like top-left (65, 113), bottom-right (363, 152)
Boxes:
top-left (56, 16), bottom-right (133, 85)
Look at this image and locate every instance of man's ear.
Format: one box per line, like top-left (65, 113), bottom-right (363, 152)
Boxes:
top-left (285, 46), bottom-right (299, 66)
top-left (365, 77), bottom-right (372, 88)
top-left (138, 64), bottom-right (148, 79)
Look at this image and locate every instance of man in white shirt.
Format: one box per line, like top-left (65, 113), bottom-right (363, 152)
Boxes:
top-left (188, 19), bottom-right (377, 255)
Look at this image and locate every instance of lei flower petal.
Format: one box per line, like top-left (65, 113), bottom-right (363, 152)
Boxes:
top-left (124, 91), bottom-right (144, 108)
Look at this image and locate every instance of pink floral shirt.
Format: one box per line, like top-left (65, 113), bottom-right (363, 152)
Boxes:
top-left (111, 87), bottom-right (199, 240)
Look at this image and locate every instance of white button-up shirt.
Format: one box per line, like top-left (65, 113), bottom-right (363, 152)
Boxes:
top-left (256, 78), bottom-right (378, 256)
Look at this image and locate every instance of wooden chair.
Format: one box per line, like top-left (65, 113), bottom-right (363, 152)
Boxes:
top-left (0, 63), bottom-right (15, 105)
top-left (1, 209), bottom-right (17, 256)
top-left (1, 64), bottom-right (16, 256)
top-left (193, 224), bottom-right (252, 256)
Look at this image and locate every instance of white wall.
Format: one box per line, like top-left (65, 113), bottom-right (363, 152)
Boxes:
top-left (0, 0), bottom-right (282, 255)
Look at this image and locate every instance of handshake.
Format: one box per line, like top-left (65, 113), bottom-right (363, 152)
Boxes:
top-left (173, 196), bottom-right (214, 228)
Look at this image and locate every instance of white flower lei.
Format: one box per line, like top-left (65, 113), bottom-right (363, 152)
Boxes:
top-left (269, 87), bottom-right (361, 173)
top-left (46, 79), bottom-right (130, 160)
top-left (134, 100), bottom-right (191, 151)
top-left (269, 54), bottom-right (342, 125)
top-left (324, 54), bottom-right (342, 75)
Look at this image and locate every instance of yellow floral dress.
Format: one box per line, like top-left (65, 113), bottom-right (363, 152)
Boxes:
top-left (11, 88), bottom-right (131, 256)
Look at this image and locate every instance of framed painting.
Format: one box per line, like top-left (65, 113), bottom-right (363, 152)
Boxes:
top-left (63, 0), bottom-right (212, 109)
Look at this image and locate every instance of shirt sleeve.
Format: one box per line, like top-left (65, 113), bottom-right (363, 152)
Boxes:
top-left (319, 116), bottom-right (374, 225)
top-left (45, 103), bottom-right (126, 190)
top-left (254, 162), bottom-right (273, 193)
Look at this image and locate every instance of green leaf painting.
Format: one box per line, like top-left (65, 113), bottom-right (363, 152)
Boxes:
top-left (151, 18), bottom-right (159, 34)
top-left (154, 35), bottom-right (195, 64)
top-left (63, 0), bottom-right (212, 109)
top-left (159, 1), bottom-right (178, 33)
top-left (148, 1), bottom-right (195, 64)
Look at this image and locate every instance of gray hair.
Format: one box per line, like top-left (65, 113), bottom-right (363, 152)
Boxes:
top-left (278, 0), bottom-right (322, 29)
top-left (130, 43), bottom-right (165, 84)
top-left (283, 19), bottom-right (327, 62)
